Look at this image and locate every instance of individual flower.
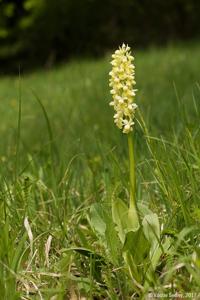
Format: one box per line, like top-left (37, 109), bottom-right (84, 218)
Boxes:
top-left (109, 44), bottom-right (138, 133)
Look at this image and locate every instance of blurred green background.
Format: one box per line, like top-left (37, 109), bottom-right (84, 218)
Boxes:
top-left (1, 0), bottom-right (200, 72)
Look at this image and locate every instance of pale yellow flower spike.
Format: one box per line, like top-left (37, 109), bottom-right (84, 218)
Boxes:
top-left (109, 43), bottom-right (137, 134)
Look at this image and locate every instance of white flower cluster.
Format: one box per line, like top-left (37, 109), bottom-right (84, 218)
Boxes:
top-left (109, 44), bottom-right (138, 134)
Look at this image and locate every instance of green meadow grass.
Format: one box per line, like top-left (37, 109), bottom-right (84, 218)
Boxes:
top-left (0, 42), bottom-right (200, 299)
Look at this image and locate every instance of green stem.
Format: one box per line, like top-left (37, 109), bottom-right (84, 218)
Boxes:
top-left (127, 132), bottom-right (140, 227)
top-left (128, 133), bottom-right (136, 210)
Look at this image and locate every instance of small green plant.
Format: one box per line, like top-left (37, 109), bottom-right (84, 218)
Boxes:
top-left (90, 44), bottom-right (171, 296)
top-left (109, 44), bottom-right (170, 293)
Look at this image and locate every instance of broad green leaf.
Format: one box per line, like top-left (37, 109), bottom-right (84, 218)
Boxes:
top-left (142, 213), bottom-right (164, 273)
top-left (89, 203), bottom-right (120, 263)
top-left (122, 229), bottom-right (150, 284)
top-left (127, 206), bottom-right (140, 232)
top-left (90, 203), bottom-right (106, 235)
top-left (142, 213), bottom-right (160, 252)
top-left (112, 198), bottom-right (129, 243)
top-left (123, 228), bottom-right (150, 264)
top-left (112, 198), bottom-right (139, 243)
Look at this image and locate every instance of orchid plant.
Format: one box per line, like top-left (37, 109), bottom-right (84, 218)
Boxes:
top-left (89, 44), bottom-right (170, 294)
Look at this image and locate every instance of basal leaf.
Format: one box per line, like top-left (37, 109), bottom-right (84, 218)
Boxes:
top-left (90, 203), bottom-right (106, 236)
top-left (123, 228), bottom-right (150, 264)
top-left (112, 198), bottom-right (129, 243)
top-left (112, 198), bottom-right (140, 244)
top-left (142, 213), bottom-right (160, 251)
